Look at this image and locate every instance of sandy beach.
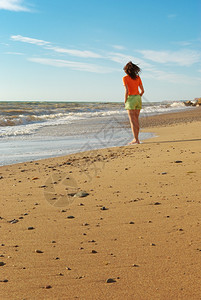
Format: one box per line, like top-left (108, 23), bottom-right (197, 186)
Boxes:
top-left (0, 107), bottom-right (201, 300)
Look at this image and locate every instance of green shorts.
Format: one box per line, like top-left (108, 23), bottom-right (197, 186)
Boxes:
top-left (125, 95), bottom-right (142, 110)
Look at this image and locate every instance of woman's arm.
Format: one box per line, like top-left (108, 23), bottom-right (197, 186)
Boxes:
top-left (124, 85), bottom-right (128, 103)
top-left (139, 84), bottom-right (144, 97)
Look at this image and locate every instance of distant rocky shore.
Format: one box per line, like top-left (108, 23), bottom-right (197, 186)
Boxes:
top-left (184, 98), bottom-right (201, 106)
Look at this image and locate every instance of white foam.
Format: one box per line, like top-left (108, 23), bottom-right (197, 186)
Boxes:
top-left (0, 110), bottom-right (127, 137)
top-left (0, 101), bottom-right (190, 137)
top-left (170, 101), bottom-right (185, 108)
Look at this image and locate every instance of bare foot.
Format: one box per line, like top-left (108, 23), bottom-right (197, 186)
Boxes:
top-left (128, 140), bottom-right (140, 145)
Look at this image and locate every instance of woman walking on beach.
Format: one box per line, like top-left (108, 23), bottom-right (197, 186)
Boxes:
top-left (123, 61), bottom-right (144, 144)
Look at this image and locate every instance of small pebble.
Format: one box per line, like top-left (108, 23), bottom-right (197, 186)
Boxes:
top-left (101, 206), bottom-right (108, 211)
top-left (132, 264), bottom-right (139, 267)
top-left (106, 278), bottom-right (116, 283)
top-left (9, 219), bottom-right (19, 224)
top-left (91, 250), bottom-right (97, 253)
top-left (28, 227), bottom-right (35, 230)
top-left (129, 221), bottom-right (135, 224)
top-left (35, 250), bottom-right (43, 253)
top-left (74, 191), bottom-right (89, 198)
top-left (0, 262), bottom-right (5, 266)
top-left (45, 285), bottom-right (52, 289)
top-left (67, 216), bottom-right (75, 219)
top-left (76, 275), bottom-right (85, 279)
top-left (150, 243), bottom-right (156, 246)
top-left (0, 279), bottom-right (8, 282)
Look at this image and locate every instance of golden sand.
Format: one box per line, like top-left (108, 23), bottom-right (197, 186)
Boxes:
top-left (0, 108), bottom-right (201, 299)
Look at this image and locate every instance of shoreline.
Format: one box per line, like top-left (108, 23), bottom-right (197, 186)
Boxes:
top-left (1, 107), bottom-right (200, 168)
top-left (140, 106), bottom-right (201, 128)
top-left (0, 108), bottom-right (201, 299)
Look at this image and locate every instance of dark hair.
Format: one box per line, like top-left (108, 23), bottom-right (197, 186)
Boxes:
top-left (123, 61), bottom-right (141, 80)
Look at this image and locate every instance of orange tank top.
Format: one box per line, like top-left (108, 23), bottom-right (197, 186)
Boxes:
top-left (123, 75), bottom-right (142, 95)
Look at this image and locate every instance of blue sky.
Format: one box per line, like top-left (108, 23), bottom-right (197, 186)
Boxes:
top-left (0, 0), bottom-right (200, 102)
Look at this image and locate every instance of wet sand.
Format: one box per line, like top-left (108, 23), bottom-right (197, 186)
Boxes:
top-left (0, 107), bottom-right (201, 299)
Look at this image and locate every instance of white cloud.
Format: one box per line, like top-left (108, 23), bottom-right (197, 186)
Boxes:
top-left (108, 52), bottom-right (153, 69)
top-left (0, 0), bottom-right (29, 11)
top-left (5, 51), bottom-right (24, 55)
top-left (143, 68), bottom-right (201, 85)
top-left (112, 45), bottom-right (126, 50)
top-left (138, 49), bottom-right (201, 66)
top-left (109, 51), bottom-right (201, 85)
top-left (28, 57), bottom-right (119, 73)
top-left (173, 41), bottom-right (192, 46)
top-left (11, 35), bottom-right (50, 46)
top-left (10, 33), bottom-right (201, 85)
top-left (11, 34), bottom-right (102, 58)
top-left (0, 42), bottom-right (9, 46)
top-left (49, 46), bottom-right (102, 58)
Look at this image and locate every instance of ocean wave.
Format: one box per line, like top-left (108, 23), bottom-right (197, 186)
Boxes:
top-left (170, 101), bottom-right (185, 108)
top-left (141, 101), bottom-right (186, 115)
top-left (0, 109), bottom-right (126, 128)
top-left (0, 100), bottom-right (191, 137)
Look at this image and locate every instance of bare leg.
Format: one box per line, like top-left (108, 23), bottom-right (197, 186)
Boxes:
top-left (127, 109), bottom-right (140, 144)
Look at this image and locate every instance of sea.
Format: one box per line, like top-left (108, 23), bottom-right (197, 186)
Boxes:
top-left (0, 99), bottom-right (191, 166)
